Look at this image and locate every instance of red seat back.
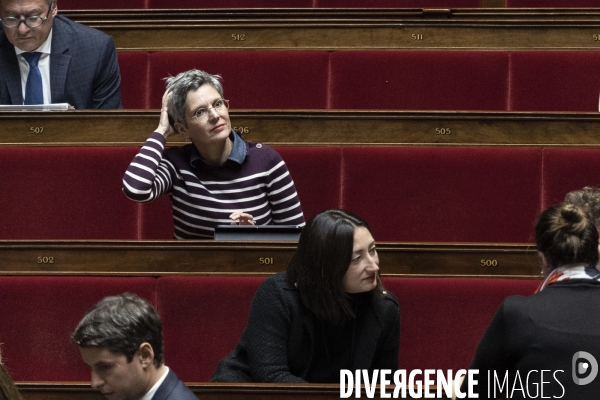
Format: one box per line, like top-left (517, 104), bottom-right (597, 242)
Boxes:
top-left (60, 0), bottom-right (147, 9)
top-left (0, 147), bottom-right (140, 239)
top-left (340, 147), bottom-right (542, 242)
top-left (507, 0), bottom-right (600, 6)
top-left (383, 277), bottom-right (539, 372)
top-left (0, 277), bottom-right (156, 381)
top-left (330, 51), bottom-right (510, 111)
top-left (157, 276), bottom-right (266, 382)
top-left (509, 51), bottom-right (600, 112)
top-left (542, 148), bottom-right (600, 209)
top-left (317, 0), bottom-right (480, 6)
top-left (148, 51), bottom-right (330, 110)
top-left (148, 0), bottom-right (312, 7)
top-left (118, 52), bottom-right (150, 109)
top-left (274, 146), bottom-right (342, 221)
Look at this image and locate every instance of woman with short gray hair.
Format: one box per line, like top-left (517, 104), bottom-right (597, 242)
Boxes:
top-left (122, 69), bottom-right (305, 238)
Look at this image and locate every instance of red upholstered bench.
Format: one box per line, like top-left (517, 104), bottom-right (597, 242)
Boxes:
top-left (157, 276), bottom-right (266, 382)
top-left (0, 276), bottom-right (156, 381)
top-left (509, 51), bottom-right (600, 112)
top-left (118, 52), bottom-right (150, 109)
top-left (542, 148), bottom-right (600, 209)
top-left (507, 0), bottom-right (600, 6)
top-left (0, 147), bottom-right (141, 240)
top-left (147, 0), bottom-right (313, 7)
top-left (383, 277), bottom-right (540, 372)
top-left (340, 146), bottom-right (543, 242)
top-left (61, 0), bottom-right (147, 9)
top-left (157, 276), bottom-right (539, 382)
top-left (329, 51), bottom-right (510, 111)
top-left (0, 276), bottom-right (540, 383)
top-left (147, 52), bottom-right (330, 110)
top-left (0, 145), bottom-right (550, 242)
top-left (316, 0), bottom-right (480, 6)
top-left (138, 197), bottom-right (174, 240)
top-left (273, 146), bottom-right (342, 221)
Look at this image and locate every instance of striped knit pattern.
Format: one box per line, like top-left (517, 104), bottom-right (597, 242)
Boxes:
top-left (123, 132), bottom-right (305, 239)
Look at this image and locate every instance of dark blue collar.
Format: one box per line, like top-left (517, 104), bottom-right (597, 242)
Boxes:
top-left (190, 130), bottom-right (246, 167)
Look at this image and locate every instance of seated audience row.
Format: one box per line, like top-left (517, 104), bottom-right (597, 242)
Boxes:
top-left (75, 191), bottom-right (600, 398)
top-left (5, 144), bottom-right (600, 242)
top-left (4, 192), bottom-right (598, 398)
top-left (0, 271), bottom-right (539, 383)
top-left (4, 0), bottom-right (600, 112)
top-left (66, 208), bottom-right (397, 399)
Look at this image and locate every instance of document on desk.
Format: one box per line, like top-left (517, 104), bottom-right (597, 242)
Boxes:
top-left (0, 103), bottom-right (74, 111)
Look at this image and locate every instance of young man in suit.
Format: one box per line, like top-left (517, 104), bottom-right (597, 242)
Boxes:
top-left (0, 0), bottom-right (121, 108)
top-left (72, 293), bottom-right (197, 400)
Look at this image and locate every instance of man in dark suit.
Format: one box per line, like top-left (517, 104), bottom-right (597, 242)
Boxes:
top-left (0, 0), bottom-right (121, 108)
top-left (71, 293), bottom-right (197, 400)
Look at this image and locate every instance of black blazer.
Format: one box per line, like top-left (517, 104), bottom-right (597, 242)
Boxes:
top-left (0, 15), bottom-right (121, 109)
top-left (153, 369), bottom-right (196, 400)
top-left (211, 272), bottom-right (400, 383)
top-left (463, 280), bottom-right (600, 399)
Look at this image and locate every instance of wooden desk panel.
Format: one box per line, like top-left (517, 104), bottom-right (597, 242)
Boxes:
top-left (59, 9), bottom-right (600, 51)
top-left (0, 241), bottom-right (541, 278)
top-left (18, 382), bottom-right (448, 400)
top-left (2, 110), bottom-right (600, 147)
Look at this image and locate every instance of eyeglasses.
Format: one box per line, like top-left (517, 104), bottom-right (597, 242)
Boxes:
top-left (1, 9), bottom-right (51, 29)
top-left (191, 99), bottom-right (229, 122)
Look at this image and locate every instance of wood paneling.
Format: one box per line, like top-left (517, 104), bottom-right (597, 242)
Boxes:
top-left (18, 382), bottom-right (447, 400)
top-left (2, 110), bottom-right (600, 146)
top-left (0, 240), bottom-right (541, 278)
top-left (60, 9), bottom-right (600, 51)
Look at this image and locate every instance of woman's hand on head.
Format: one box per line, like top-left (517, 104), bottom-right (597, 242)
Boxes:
top-left (230, 212), bottom-right (255, 225)
top-left (156, 90), bottom-right (176, 138)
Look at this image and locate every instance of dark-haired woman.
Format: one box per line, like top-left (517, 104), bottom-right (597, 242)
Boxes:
top-left (461, 204), bottom-right (600, 398)
top-left (211, 209), bottom-right (400, 383)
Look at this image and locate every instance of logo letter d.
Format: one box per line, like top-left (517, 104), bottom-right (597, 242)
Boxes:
top-left (572, 351), bottom-right (598, 385)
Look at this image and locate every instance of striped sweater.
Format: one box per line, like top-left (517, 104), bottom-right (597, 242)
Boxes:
top-left (123, 131), bottom-right (305, 239)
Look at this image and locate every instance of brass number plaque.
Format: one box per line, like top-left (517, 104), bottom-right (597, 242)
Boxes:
top-left (233, 127), bottom-right (250, 134)
top-left (259, 257), bottom-right (274, 265)
top-left (480, 259), bottom-right (498, 267)
top-left (30, 127), bottom-right (44, 134)
top-left (435, 128), bottom-right (452, 135)
top-left (232, 34), bottom-right (246, 41)
top-left (37, 256), bottom-right (55, 264)
top-left (411, 34), bottom-right (424, 41)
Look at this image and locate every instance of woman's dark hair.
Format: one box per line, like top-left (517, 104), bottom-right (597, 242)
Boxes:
top-left (535, 203), bottom-right (599, 271)
top-left (564, 186), bottom-right (600, 228)
top-left (287, 209), bottom-right (381, 323)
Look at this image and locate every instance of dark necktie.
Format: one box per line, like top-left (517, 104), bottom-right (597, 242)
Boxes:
top-left (22, 52), bottom-right (43, 105)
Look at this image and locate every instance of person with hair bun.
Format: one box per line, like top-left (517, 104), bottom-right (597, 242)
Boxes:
top-left (461, 203), bottom-right (600, 398)
top-left (211, 209), bottom-right (400, 383)
top-left (564, 186), bottom-right (600, 239)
